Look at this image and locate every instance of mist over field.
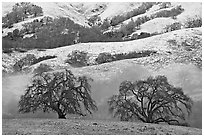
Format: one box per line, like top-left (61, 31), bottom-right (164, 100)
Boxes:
top-left (2, 64), bottom-right (202, 128)
top-left (2, 73), bottom-right (57, 119)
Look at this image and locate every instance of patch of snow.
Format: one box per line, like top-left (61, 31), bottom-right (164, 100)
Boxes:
top-left (23, 34), bottom-right (34, 39)
top-left (99, 2), bottom-right (142, 20)
top-left (174, 2), bottom-right (202, 23)
top-left (146, 4), bottom-right (161, 13)
top-left (139, 17), bottom-right (177, 34)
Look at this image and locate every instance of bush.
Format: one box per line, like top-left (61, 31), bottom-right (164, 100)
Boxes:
top-left (95, 52), bottom-right (115, 64)
top-left (31, 55), bottom-right (57, 65)
top-left (164, 22), bottom-right (182, 33)
top-left (158, 2), bottom-right (172, 9)
top-left (110, 2), bottom-right (155, 26)
top-left (114, 50), bottom-right (156, 60)
top-left (65, 50), bottom-right (89, 67)
top-left (33, 63), bottom-right (53, 74)
top-left (184, 16), bottom-right (202, 28)
top-left (120, 18), bottom-right (136, 36)
top-left (13, 54), bottom-right (37, 71)
top-left (95, 50), bottom-right (157, 64)
top-left (2, 48), bottom-right (13, 54)
top-left (100, 19), bottom-right (111, 30)
top-left (15, 48), bottom-right (28, 53)
top-left (152, 5), bottom-right (184, 19)
top-left (13, 29), bottom-right (20, 38)
top-left (137, 32), bottom-right (151, 39)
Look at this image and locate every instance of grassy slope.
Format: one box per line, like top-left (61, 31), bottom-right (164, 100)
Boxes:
top-left (2, 119), bottom-right (202, 135)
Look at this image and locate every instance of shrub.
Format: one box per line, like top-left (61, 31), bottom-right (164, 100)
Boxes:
top-left (31, 55), bottom-right (57, 65)
top-left (184, 16), bottom-right (202, 28)
top-left (95, 50), bottom-right (157, 64)
top-left (65, 50), bottom-right (89, 67)
top-left (164, 22), bottom-right (182, 33)
top-left (110, 2), bottom-right (155, 26)
top-left (13, 29), bottom-right (20, 38)
top-left (13, 54), bottom-right (57, 72)
top-left (3, 49), bottom-right (13, 54)
top-left (137, 32), bottom-right (151, 39)
top-left (159, 2), bottom-right (172, 9)
top-left (33, 63), bottom-right (53, 74)
top-left (16, 48), bottom-right (28, 53)
top-left (13, 54), bottom-right (37, 71)
top-left (120, 18), bottom-right (136, 36)
top-left (133, 16), bottom-right (151, 28)
top-left (151, 5), bottom-right (184, 19)
top-left (100, 19), bottom-right (111, 30)
top-left (95, 52), bottom-right (115, 64)
top-left (114, 50), bottom-right (156, 60)
top-left (88, 15), bottom-right (101, 26)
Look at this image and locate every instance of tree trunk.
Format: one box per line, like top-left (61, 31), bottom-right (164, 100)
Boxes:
top-left (58, 112), bottom-right (66, 119)
top-left (57, 107), bottom-right (66, 119)
top-left (55, 103), bottom-right (66, 119)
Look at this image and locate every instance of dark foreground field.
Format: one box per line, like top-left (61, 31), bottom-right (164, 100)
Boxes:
top-left (2, 119), bottom-right (202, 135)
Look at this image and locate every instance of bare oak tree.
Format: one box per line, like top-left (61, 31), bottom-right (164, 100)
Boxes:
top-left (108, 75), bottom-right (193, 126)
top-left (19, 69), bottom-right (97, 119)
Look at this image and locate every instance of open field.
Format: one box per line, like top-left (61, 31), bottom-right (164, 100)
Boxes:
top-left (2, 118), bottom-right (202, 135)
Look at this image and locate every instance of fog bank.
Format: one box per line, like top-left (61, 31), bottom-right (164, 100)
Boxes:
top-left (2, 64), bottom-right (202, 128)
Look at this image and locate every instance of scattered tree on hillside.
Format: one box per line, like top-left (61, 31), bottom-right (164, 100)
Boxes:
top-left (110, 2), bottom-right (155, 26)
top-left (108, 75), bottom-right (193, 126)
top-left (2, 2), bottom-right (43, 28)
top-left (65, 50), bottom-right (89, 67)
top-left (120, 18), bottom-right (136, 36)
top-left (100, 18), bottom-right (111, 30)
top-left (184, 16), bottom-right (202, 28)
top-left (19, 69), bottom-right (97, 119)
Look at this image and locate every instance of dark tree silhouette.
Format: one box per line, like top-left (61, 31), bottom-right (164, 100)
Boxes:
top-left (108, 75), bottom-right (193, 126)
top-left (19, 69), bottom-right (97, 119)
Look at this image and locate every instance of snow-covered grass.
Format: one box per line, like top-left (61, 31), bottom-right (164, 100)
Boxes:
top-left (2, 16), bottom-right (45, 37)
top-left (176, 2), bottom-right (202, 23)
top-left (139, 17), bottom-right (178, 34)
top-left (108, 3), bottom-right (201, 37)
top-left (2, 27), bottom-right (201, 74)
top-left (2, 119), bottom-right (202, 135)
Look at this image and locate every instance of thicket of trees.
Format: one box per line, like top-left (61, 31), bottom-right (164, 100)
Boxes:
top-left (2, 2), bottom-right (43, 28)
top-left (110, 2), bottom-right (156, 26)
top-left (3, 17), bottom-right (113, 51)
top-left (3, 16), bottom-right (129, 51)
top-left (95, 50), bottom-right (157, 64)
top-left (19, 69), bottom-right (97, 119)
top-left (13, 54), bottom-right (56, 72)
top-left (108, 75), bottom-right (193, 126)
top-left (184, 16), bottom-right (202, 28)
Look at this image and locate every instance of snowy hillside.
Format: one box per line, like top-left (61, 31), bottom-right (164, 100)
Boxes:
top-left (2, 27), bottom-right (202, 75)
top-left (2, 2), bottom-right (202, 36)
